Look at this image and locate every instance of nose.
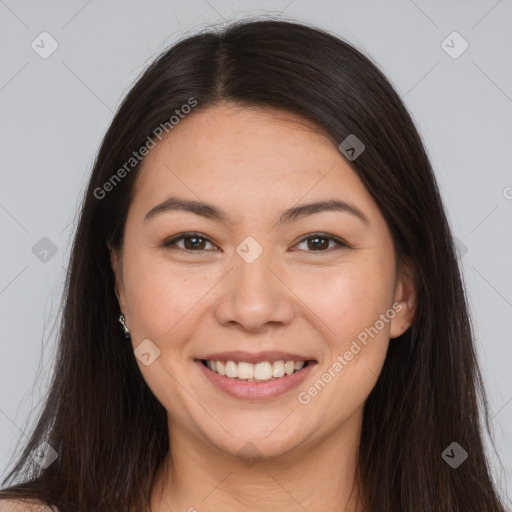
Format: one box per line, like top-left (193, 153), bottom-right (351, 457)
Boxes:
top-left (213, 249), bottom-right (295, 334)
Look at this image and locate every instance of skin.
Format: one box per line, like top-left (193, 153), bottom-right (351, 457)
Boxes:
top-left (109, 102), bottom-right (416, 512)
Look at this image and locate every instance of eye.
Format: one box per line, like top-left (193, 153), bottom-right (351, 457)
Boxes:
top-left (162, 232), bottom-right (218, 252)
top-left (293, 233), bottom-right (349, 252)
top-left (162, 232), bottom-right (349, 253)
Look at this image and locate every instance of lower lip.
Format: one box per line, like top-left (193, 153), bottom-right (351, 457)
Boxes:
top-left (195, 360), bottom-right (317, 400)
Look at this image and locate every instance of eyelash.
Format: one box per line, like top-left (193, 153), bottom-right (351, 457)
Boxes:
top-left (162, 232), bottom-right (350, 253)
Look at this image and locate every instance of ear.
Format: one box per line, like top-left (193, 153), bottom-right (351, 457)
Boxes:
top-left (108, 242), bottom-right (127, 313)
top-left (389, 260), bottom-right (417, 339)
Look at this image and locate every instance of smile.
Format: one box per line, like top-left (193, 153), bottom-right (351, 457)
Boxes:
top-left (194, 357), bottom-right (317, 400)
top-left (201, 359), bottom-right (310, 382)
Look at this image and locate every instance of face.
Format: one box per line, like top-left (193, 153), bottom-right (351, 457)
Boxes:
top-left (110, 102), bottom-right (415, 460)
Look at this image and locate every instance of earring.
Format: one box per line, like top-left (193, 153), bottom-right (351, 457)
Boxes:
top-left (118, 313), bottom-right (130, 338)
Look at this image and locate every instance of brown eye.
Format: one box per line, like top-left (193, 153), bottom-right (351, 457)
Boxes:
top-left (162, 232), bottom-right (348, 253)
top-left (294, 233), bottom-right (348, 252)
top-left (163, 233), bottom-right (217, 251)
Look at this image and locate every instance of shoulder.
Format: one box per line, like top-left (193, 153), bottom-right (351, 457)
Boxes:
top-left (0, 499), bottom-right (57, 512)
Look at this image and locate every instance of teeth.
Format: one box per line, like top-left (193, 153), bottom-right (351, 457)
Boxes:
top-left (284, 361), bottom-right (295, 375)
top-left (254, 362), bottom-right (273, 381)
top-left (203, 359), bottom-right (308, 381)
top-left (216, 361), bottom-right (226, 376)
top-left (272, 360), bottom-right (285, 378)
top-left (237, 362), bottom-right (254, 379)
top-left (225, 360), bottom-right (238, 378)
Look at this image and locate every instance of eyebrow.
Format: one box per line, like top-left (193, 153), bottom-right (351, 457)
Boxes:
top-left (144, 196), bottom-right (369, 226)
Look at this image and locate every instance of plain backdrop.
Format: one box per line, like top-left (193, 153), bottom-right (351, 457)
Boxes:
top-left (0, 0), bottom-right (511, 503)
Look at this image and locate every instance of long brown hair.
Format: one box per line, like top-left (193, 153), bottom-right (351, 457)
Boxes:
top-left (1, 18), bottom-right (508, 512)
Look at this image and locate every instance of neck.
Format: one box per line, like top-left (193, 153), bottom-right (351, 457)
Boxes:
top-left (151, 409), bottom-right (363, 512)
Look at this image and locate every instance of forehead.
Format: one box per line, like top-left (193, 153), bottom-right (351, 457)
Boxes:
top-left (138, 104), bottom-right (337, 177)
top-left (129, 103), bottom-right (376, 224)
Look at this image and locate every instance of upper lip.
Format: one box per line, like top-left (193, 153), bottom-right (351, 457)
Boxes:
top-left (196, 351), bottom-right (316, 364)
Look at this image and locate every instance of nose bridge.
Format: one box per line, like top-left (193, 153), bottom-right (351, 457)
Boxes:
top-left (235, 241), bottom-right (273, 295)
top-left (214, 236), bottom-right (294, 331)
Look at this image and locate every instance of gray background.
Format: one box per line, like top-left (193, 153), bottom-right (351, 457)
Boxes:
top-left (0, 0), bottom-right (511, 503)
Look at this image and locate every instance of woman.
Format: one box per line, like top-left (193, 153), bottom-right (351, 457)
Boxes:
top-left (0, 18), bottom-right (508, 512)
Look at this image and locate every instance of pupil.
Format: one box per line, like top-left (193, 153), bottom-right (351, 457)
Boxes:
top-left (185, 236), bottom-right (204, 250)
top-left (309, 237), bottom-right (327, 250)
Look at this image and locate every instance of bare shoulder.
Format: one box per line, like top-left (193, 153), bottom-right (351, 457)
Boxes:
top-left (0, 499), bottom-right (57, 512)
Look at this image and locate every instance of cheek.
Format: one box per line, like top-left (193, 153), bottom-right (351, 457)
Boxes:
top-left (294, 257), bottom-right (396, 426)
top-left (123, 250), bottom-right (211, 342)
top-left (301, 253), bottom-right (396, 346)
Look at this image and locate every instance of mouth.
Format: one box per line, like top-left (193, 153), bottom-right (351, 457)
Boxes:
top-left (194, 355), bottom-right (318, 400)
top-left (197, 358), bottom-right (314, 382)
